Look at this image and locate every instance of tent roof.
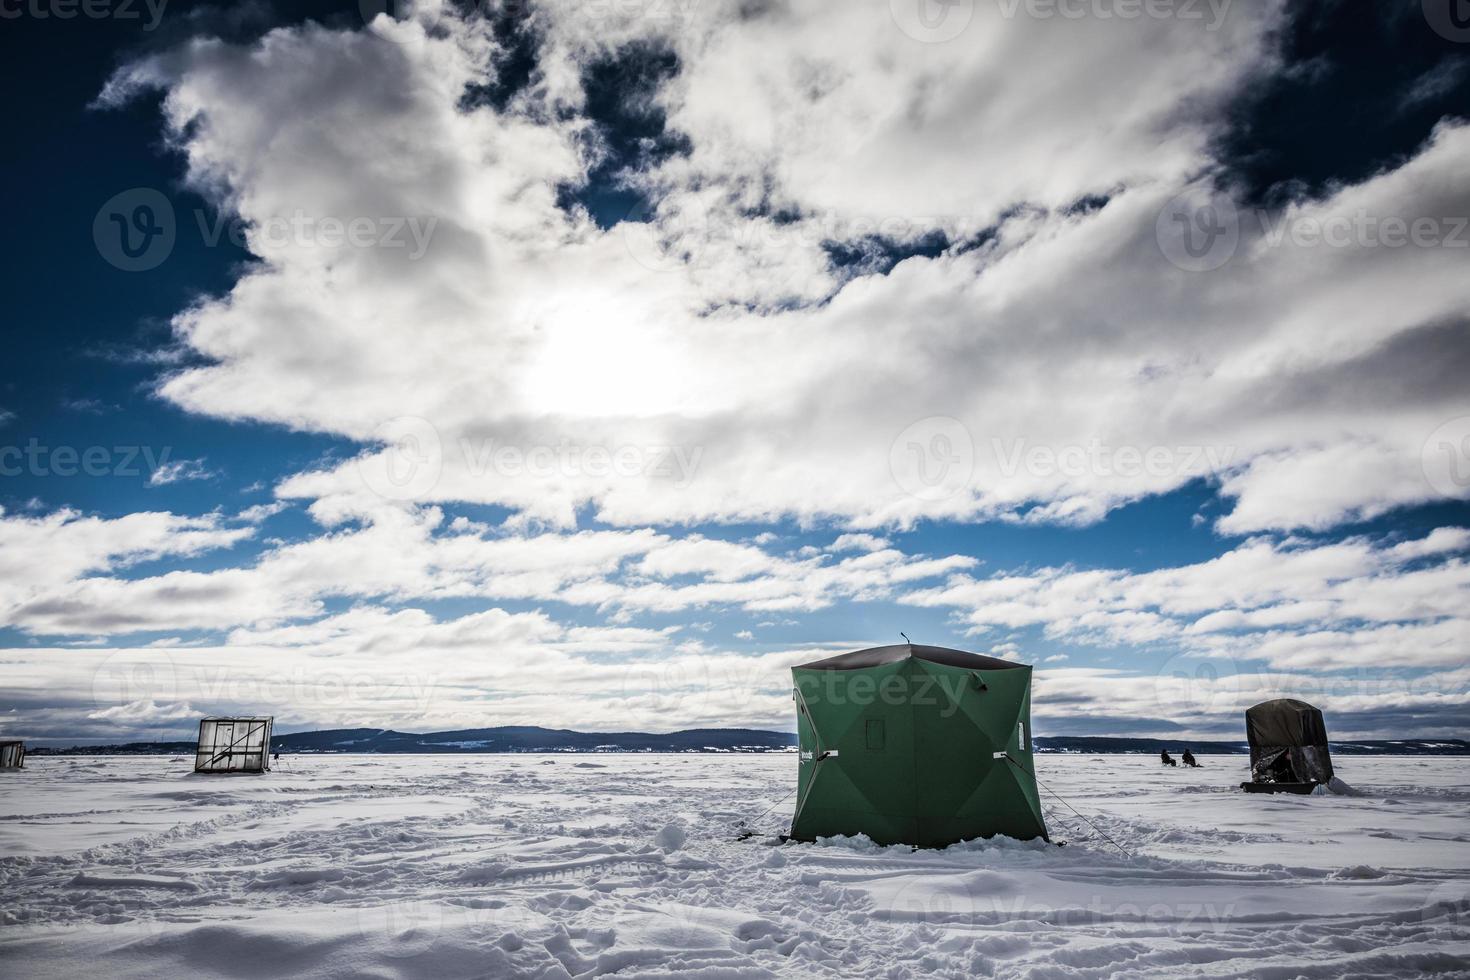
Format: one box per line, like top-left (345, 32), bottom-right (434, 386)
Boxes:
top-left (1245, 699), bottom-right (1321, 720)
top-left (1244, 698), bottom-right (1329, 750)
top-left (794, 643), bottom-right (1026, 672)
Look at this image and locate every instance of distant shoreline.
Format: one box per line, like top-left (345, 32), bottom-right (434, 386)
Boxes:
top-left (23, 727), bottom-right (1470, 756)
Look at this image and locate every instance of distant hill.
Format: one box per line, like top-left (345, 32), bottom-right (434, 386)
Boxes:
top-left (31, 726), bottom-right (798, 755)
top-left (1034, 737), bottom-right (1470, 755)
top-left (27, 727), bottom-right (1470, 755)
top-left (273, 726), bottom-right (796, 753)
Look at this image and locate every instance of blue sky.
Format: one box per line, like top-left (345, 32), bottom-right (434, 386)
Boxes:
top-left (2, 0), bottom-right (1469, 745)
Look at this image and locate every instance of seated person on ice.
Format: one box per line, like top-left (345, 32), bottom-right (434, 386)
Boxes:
top-left (1182, 749), bottom-right (1200, 768)
top-left (1160, 749), bottom-right (1177, 767)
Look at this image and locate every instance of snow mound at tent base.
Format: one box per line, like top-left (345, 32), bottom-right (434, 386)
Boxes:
top-left (1312, 776), bottom-right (1366, 796)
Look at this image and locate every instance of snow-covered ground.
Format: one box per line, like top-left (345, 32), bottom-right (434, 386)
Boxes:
top-left (2, 754), bottom-right (1467, 978)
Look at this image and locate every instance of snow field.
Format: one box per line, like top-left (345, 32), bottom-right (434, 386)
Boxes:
top-left (1, 753), bottom-right (1467, 978)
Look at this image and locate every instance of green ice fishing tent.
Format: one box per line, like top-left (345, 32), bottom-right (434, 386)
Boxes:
top-left (789, 644), bottom-right (1048, 848)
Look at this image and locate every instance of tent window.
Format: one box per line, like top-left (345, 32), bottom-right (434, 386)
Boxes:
top-left (1018, 722), bottom-right (1027, 751)
top-left (866, 719), bottom-right (886, 751)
